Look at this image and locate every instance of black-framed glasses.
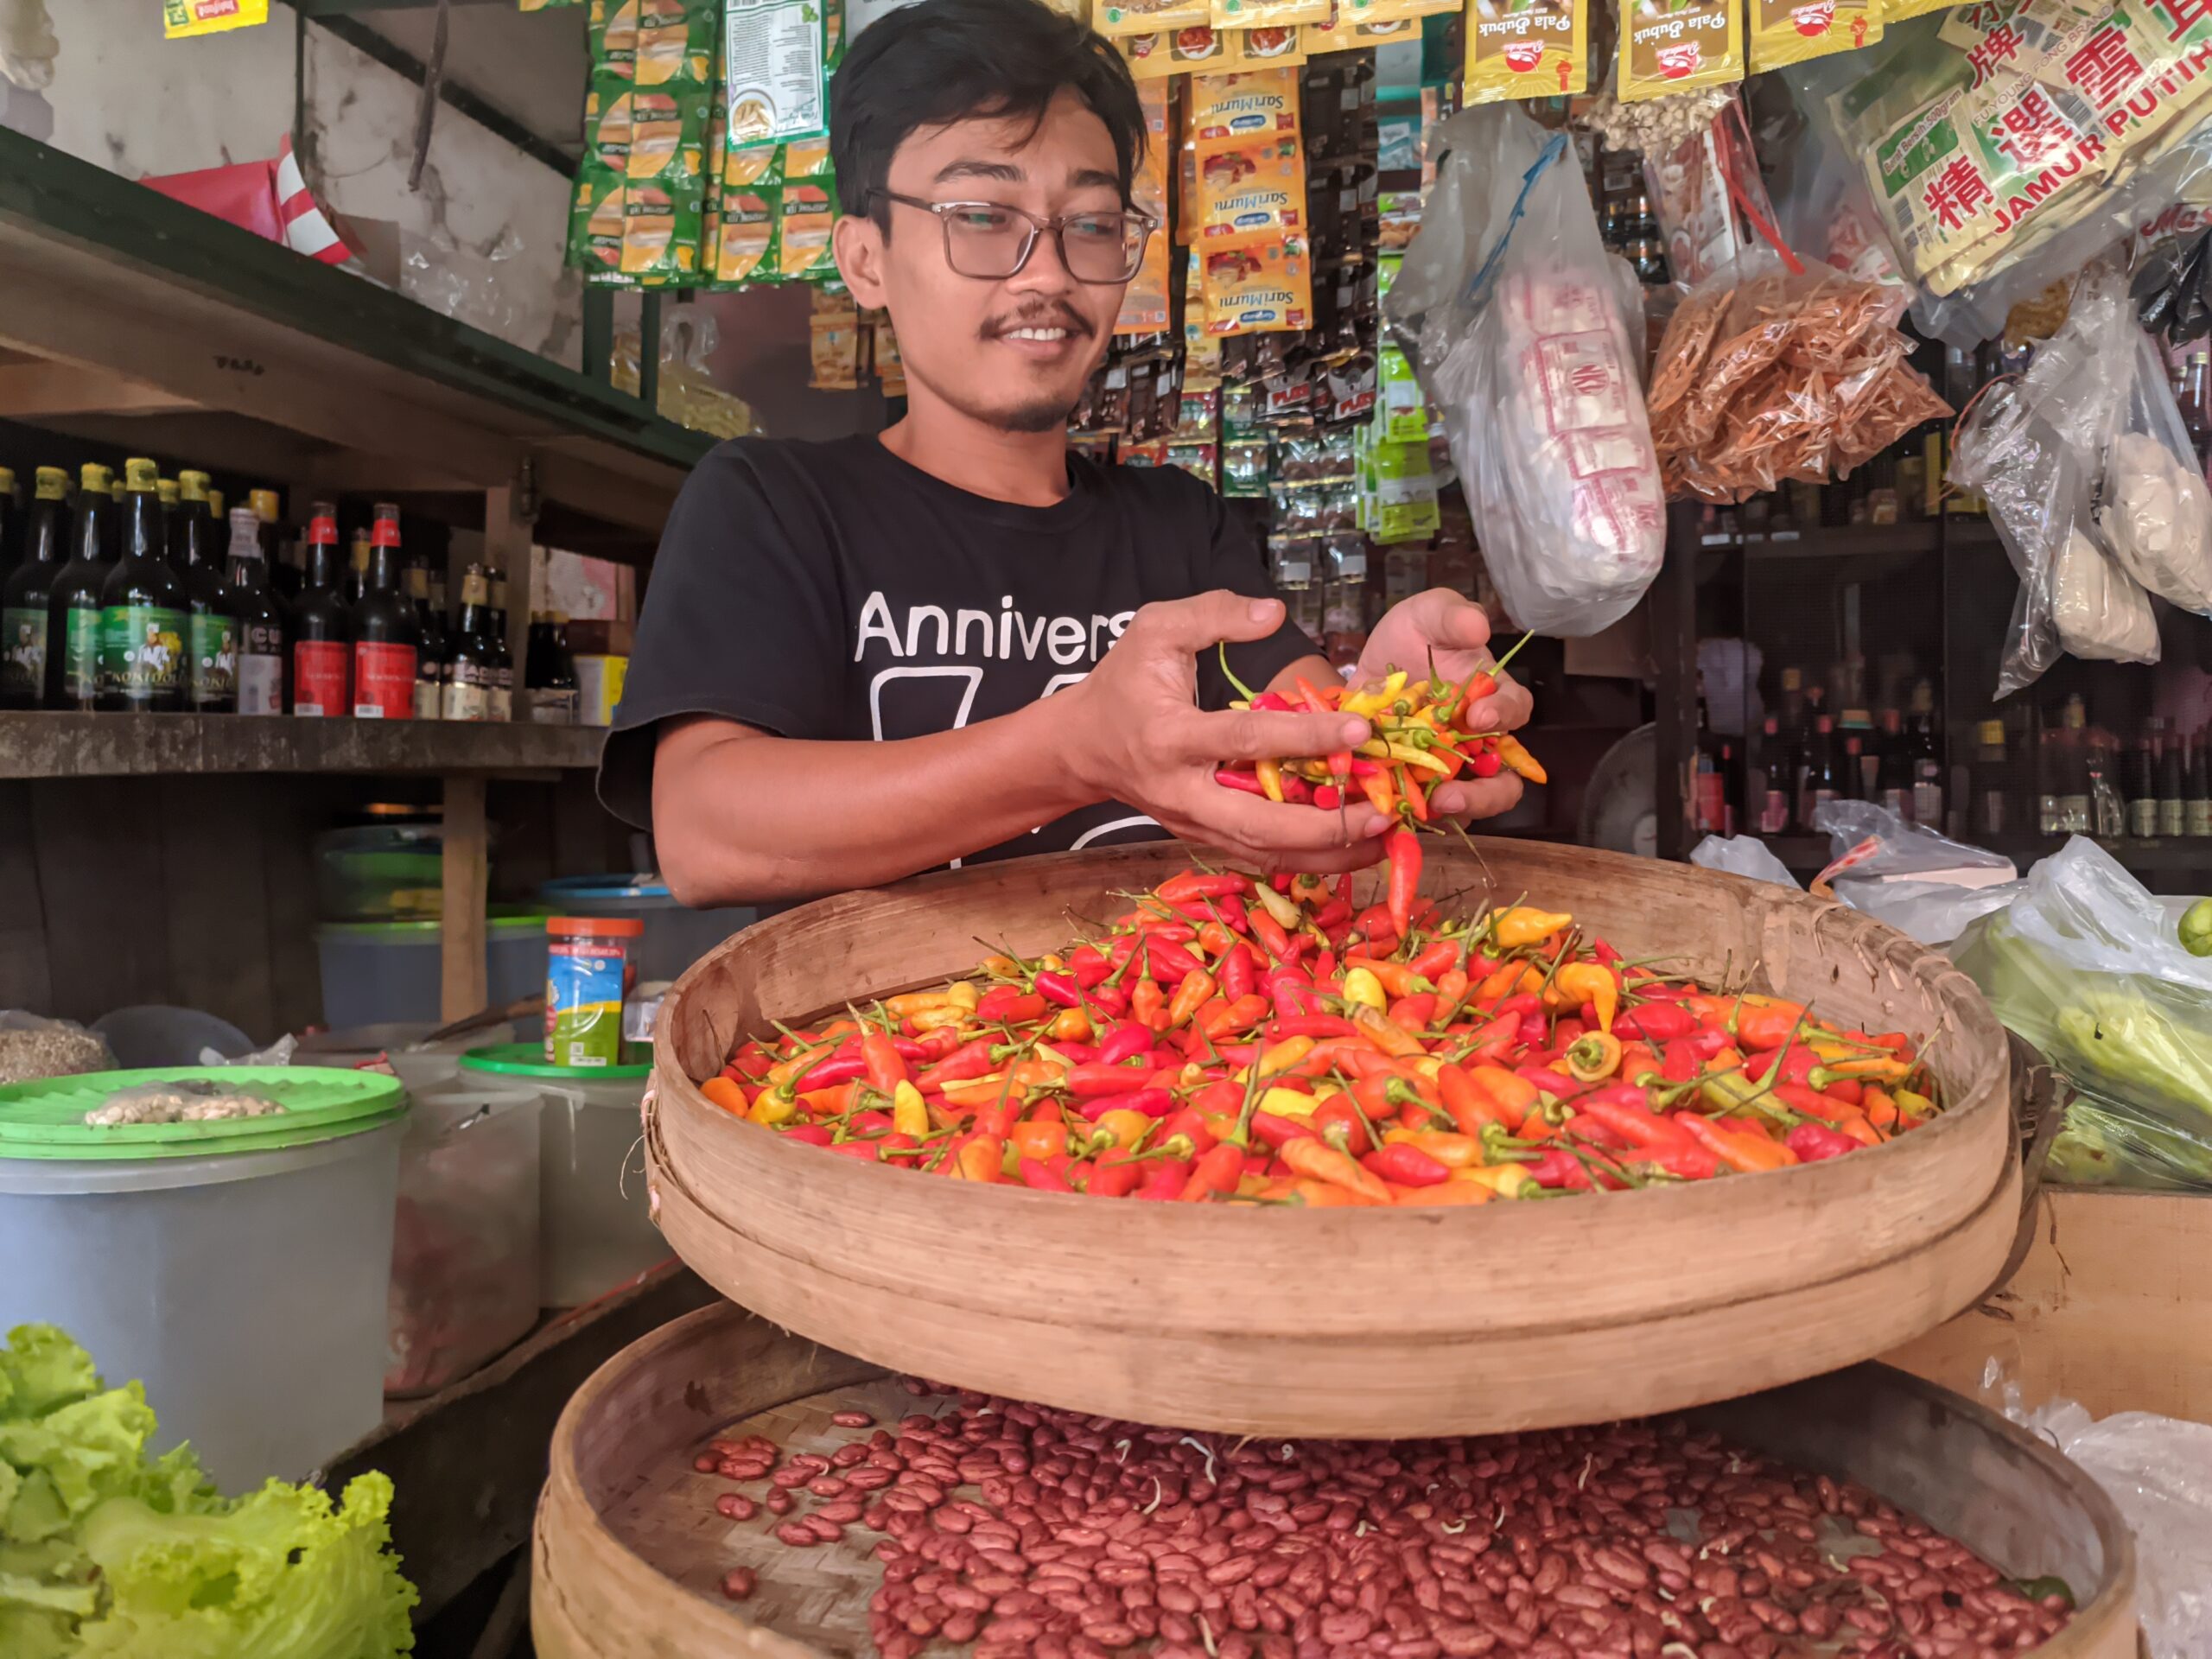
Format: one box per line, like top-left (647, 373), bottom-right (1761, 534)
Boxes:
top-left (874, 191), bottom-right (1155, 284)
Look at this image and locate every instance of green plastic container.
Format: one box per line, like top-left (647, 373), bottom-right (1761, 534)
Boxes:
top-left (0, 1067), bottom-right (408, 1488)
top-left (459, 1045), bottom-right (662, 1306)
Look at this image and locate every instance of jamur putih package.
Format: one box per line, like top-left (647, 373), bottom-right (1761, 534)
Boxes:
top-left (1617, 0), bottom-right (1744, 103)
top-left (1462, 0), bottom-right (1589, 105)
top-left (1749, 0), bottom-right (1879, 73)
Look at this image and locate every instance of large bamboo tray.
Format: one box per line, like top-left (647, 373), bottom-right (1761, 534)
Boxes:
top-left (531, 1300), bottom-right (2137, 1659)
top-left (649, 841), bottom-right (2018, 1437)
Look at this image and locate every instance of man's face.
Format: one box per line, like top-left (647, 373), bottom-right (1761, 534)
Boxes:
top-left (836, 90), bottom-right (1129, 434)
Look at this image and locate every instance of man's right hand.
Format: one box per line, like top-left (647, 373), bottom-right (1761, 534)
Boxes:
top-left (1058, 592), bottom-right (1385, 874)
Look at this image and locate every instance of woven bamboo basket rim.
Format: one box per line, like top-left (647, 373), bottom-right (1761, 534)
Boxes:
top-left (644, 841), bottom-right (2017, 1432)
top-left (531, 1300), bottom-right (2138, 1659)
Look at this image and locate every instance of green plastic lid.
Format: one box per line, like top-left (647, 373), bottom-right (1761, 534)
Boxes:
top-left (458, 1043), bottom-right (652, 1080)
top-left (0, 1067), bottom-right (408, 1162)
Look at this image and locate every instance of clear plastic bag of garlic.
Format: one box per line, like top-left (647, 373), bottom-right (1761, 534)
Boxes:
top-left (2096, 333), bottom-right (2212, 613)
top-left (1585, 78), bottom-right (1736, 158)
top-left (2052, 526), bottom-right (2161, 664)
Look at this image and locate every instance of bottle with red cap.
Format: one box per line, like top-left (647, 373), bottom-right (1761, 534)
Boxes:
top-left (291, 501), bottom-right (350, 716)
top-left (349, 503), bottom-right (418, 719)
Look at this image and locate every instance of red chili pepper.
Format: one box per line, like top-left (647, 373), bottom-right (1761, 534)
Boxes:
top-left (1160, 1106), bottom-right (1219, 1156)
top-left (781, 1123), bottom-right (835, 1146)
top-left (1743, 1046), bottom-right (1817, 1088)
top-left (1139, 938), bottom-right (1207, 985)
top-left (1048, 1041), bottom-right (1098, 1065)
top-left (1389, 993), bottom-right (1439, 1033)
top-left (1312, 1097), bottom-right (1373, 1156)
top-left (1614, 1003), bottom-right (1697, 1041)
top-left (1524, 1146), bottom-right (1592, 1190)
top-left (1081, 1154), bottom-right (1146, 1198)
top-left (1034, 970), bottom-right (1085, 1008)
top-left (1407, 940), bottom-right (1459, 982)
top-left (1249, 690), bottom-right (1295, 712)
top-left (1249, 907), bottom-right (1294, 962)
top-left (1491, 993), bottom-right (1541, 1021)
top-left (1313, 784), bottom-right (1342, 809)
top-left (1215, 767), bottom-right (1268, 796)
top-left (825, 1140), bottom-right (881, 1162)
top-left (1573, 1089), bottom-right (1696, 1154)
top-left (915, 1036), bottom-right (998, 1092)
top-left (860, 1030), bottom-right (908, 1093)
top-left (1074, 1087), bottom-right (1174, 1122)
top-left (1018, 1158), bottom-right (1075, 1192)
top-left (1065, 1060), bottom-right (1151, 1097)
top-left (1250, 1111), bottom-right (1319, 1151)
top-left (1266, 969), bottom-right (1319, 1021)
top-left (1159, 871), bottom-right (1253, 902)
top-left (1133, 1158), bottom-right (1194, 1200)
top-left (1268, 1013), bottom-right (1357, 1040)
top-left (1219, 944), bottom-right (1257, 1004)
top-left (1591, 938), bottom-right (1621, 968)
top-left (1069, 946), bottom-right (1112, 988)
top-left (791, 1049), bottom-right (869, 1093)
top-left (1093, 1025), bottom-right (1155, 1067)
top-left (1786, 1122), bottom-right (1860, 1163)
top-left (1361, 1142), bottom-right (1450, 1187)
top-left (1087, 983), bottom-right (1128, 1015)
top-left (1313, 899), bottom-right (1354, 932)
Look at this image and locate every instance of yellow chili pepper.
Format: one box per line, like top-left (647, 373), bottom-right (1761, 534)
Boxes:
top-left (1255, 758), bottom-right (1287, 803)
top-left (1342, 966), bottom-right (1388, 1011)
top-left (1385, 743), bottom-right (1452, 775)
top-left (749, 1091), bottom-right (799, 1126)
top-left (1453, 1165), bottom-right (1535, 1198)
top-left (908, 1005), bottom-right (971, 1033)
top-left (1550, 962), bottom-right (1619, 1032)
top-left (891, 1080), bottom-right (931, 1137)
top-left (1341, 671), bottom-right (1408, 719)
top-left (1233, 1035), bottom-right (1315, 1084)
top-left (1493, 906), bottom-right (1573, 950)
top-left (1809, 1043), bottom-right (1914, 1084)
top-left (1090, 1108), bottom-right (1154, 1150)
top-left (1892, 1087), bottom-right (1937, 1120)
top-left (978, 954), bottom-right (1022, 977)
top-left (1252, 883), bottom-right (1301, 931)
top-left (1260, 1086), bottom-right (1318, 1119)
top-left (1047, 1007), bottom-right (1091, 1041)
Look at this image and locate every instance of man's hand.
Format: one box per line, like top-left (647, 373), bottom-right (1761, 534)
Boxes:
top-left (1356, 588), bottom-right (1535, 822)
top-left (1060, 591), bottom-right (1389, 873)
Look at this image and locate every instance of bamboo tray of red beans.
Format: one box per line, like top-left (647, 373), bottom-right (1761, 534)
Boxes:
top-left (532, 1301), bottom-right (2139, 1659)
top-left (646, 840), bottom-right (2019, 1439)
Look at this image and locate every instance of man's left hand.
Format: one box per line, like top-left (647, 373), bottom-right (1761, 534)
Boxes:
top-left (1357, 588), bottom-right (1535, 822)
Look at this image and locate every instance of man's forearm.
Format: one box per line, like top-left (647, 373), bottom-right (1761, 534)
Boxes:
top-left (652, 699), bottom-right (1102, 905)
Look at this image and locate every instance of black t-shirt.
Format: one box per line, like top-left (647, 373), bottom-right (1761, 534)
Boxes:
top-left (598, 435), bottom-right (1313, 862)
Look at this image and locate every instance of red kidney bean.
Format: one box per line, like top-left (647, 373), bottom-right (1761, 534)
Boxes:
top-left (832, 1410), bottom-right (875, 1427)
top-left (774, 1520), bottom-right (819, 1548)
top-left (763, 1488), bottom-right (792, 1516)
top-left (713, 1492), bottom-right (756, 1521)
top-left (719, 1565), bottom-right (756, 1600)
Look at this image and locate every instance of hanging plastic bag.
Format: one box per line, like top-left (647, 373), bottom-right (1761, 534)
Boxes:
top-left (1948, 266), bottom-right (2158, 696)
top-left (2099, 331), bottom-right (2212, 613)
top-left (1386, 103), bottom-right (1663, 638)
top-left (1688, 835), bottom-right (1801, 887)
top-left (1807, 799), bottom-right (2020, 945)
top-left (1952, 839), bottom-right (2212, 1191)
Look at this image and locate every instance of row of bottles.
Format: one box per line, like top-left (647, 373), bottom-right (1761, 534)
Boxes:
top-left (1702, 671), bottom-right (1947, 838)
top-left (0, 463), bottom-right (575, 721)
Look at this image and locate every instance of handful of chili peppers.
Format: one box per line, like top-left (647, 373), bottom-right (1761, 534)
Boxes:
top-left (703, 865), bottom-right (1943, 1205)
top-left (1212, 639), bottom-right (1547, 937)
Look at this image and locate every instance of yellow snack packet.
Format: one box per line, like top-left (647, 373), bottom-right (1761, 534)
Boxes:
top-left (1190, 68), bottom-right (1302, 151)
top-left (1228, 22), bottom-right (1313, 63)
top-left (1618, 0), bottom-right (1745, 101)
top-left (1118, 81), bottom-right (1175, 335)
top-left (1215, 0), bottom-right (1329, 25)
top-left (163, 0), bottom-right (269, 36)
top-left (778, 181), bottom-right (838, 281)
top-left (1463, 0), bottom-right (1590, 103)
top-left (1749, 0), bottom-right (1880, 73)
top-left (1097, 0), bottom-right (1212, 35)
top-left (1201, 233), bottom-right (1314, 334)
top-left (715, 188), bottom-right (779, 283)
top-left (1198, 137), bottom-right (1310, 238)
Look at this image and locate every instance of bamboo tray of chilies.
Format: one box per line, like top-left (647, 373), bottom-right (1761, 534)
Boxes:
top-left (647, 841), bottom-right (2020, 1439)
top-left (531, 1301), bottom-right (2138, 1659)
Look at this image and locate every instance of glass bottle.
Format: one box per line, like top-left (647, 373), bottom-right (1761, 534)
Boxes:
top-left (291, 502), bottom-right (352, 717)
top-left (225, 505), bottom-right (287, 715)
top-left (1974, 720), bottom-right (2009, 840)
top-left (406, 560), bottom-right (448, 721)
top-left (2123, 730), bottom-right (2158, 838)
top-left (1877, 709), bottom-right (1913, 819)
top-left (46, 463), bottom-right (114, 711)
top-left (175, 471), bottom-right (236, 714)
top-left (95, 458), bottom-right (189, 712)
top-left (2057, 694), bottom-right (2092, 834)
top-left (524, 610), bottom-right (579, 725)
top-left (1, 467), bottom-right (68, 710)
top-left (442, 566), bottom-right (498, 722)
top-left (2158, 724), bottom-right (2188, 837)
top-left (486, 567), bottom-right (515, 721)
top-left (2190, 727), bottom-right (2212, 836)
top-left (348, 504), bottom-right (418, 719)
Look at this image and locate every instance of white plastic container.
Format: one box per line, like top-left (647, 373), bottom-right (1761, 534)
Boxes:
top-left (387, 1080), bottom-right (543, 1397)
top-left (0, 1066), bottom-right (407, 1490)
top-left (315, 913), bottom-right (549, 1027)
top-left (458, 1046), bottom-right (664, 1306)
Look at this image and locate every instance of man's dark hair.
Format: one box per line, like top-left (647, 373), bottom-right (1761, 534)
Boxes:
top-left (830, 0), bottom-right (1146, 226)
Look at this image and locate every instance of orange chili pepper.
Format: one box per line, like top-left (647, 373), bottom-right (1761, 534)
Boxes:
top-left (947, 1134), bottom-right (1005, 1182)
top-left (1280, 1136), bottom-right (1394, 1204)
top-left (1496, 734), bottom-right (1547, 785)
top-left (1464, 1065), bottom-right (1537, 1131)
top-left (1381, 1128), bottom-right (1484, 1167)
top-left (1390, 1179), bottom-right (1492, 1207)
top-left (1350, 1004), bottom-right (1427, 1059)
top-left (861, 1028), bottom-right (908, 1093)
top-left (1009, 1118), bottom-right (1070, 1163)
top-left (1047, 1006), bottom-right (1092, 1041)
top-left (1676, 1114), bottom-right (1797, 1173)
top-left (1344, 957), bottom-right (1432, 997)
top-left (1131, 976), bottom-right (1168, 1032)
top-left (1287, 1177), bottom-right (1384, 1207)
top-left (1196, 922), bottom-right (1240, 960)
top-left (1473, 964), bottom-right (1524, 1006)
top-left (1166, 968), bottom-right (1217, 1031)
top-left (1861, 1085), bottom-right (1900, 1133)
top-left (700, 1075), bottom-right (748, 1116)
top-left (798, 1081), bottom-right (856, 1116)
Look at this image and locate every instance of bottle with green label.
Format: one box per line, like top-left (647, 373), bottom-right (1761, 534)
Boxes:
top-left (45, 463), bottom-right (114, 711)
top-left (96, 458), bottom-right (188, 712)
top-left (1, 467), bottom-right (67, 710)
top-left (175, 470), bottom-right (236, 713)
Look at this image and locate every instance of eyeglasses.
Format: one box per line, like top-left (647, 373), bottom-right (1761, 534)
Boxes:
top-left (874, 191), bottom-right (1155, 284)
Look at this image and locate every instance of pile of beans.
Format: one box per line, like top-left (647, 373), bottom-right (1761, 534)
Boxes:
top-left (693, 1382), bottom-right (2073, 1659)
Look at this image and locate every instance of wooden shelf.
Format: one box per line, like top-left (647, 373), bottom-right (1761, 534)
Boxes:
top-left (0, 129), bottom-right (712, 545)
top-left (1751, 828), bottom-right (2212, 879)
top-left (0, 712), bottom-right (604, 779)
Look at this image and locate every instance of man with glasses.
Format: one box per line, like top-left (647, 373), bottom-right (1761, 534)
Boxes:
top-left (601, 0), bottom-right (1532, 904)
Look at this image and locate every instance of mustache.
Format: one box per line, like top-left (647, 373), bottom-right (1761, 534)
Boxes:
top-left (981, 301), bottom-right (1092, 340)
